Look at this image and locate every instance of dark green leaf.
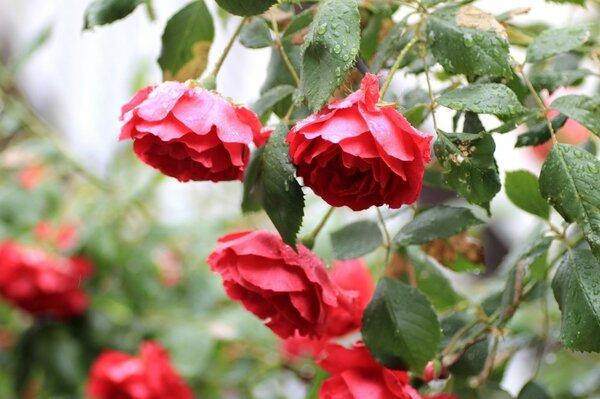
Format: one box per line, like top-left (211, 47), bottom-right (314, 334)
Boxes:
top-left (215, 0), bottom-right (277, 16)
top-left (330, 220), bottom-right (383, 260)
top-left (427, 6), bottom-right (512, 78)
top-left (251, 85), bottom-right (296, 120)
top-left (515, 114), bottom-right (568, 147)
top-left (434, 133), bottom-right (501, 210)
top-left (539, 144), bottom-right (600, 264)
top-left (505, 170), bottom-right (550, 219)
top-left (489, 111), bottom-right (538, 134)
top-left (241, 147), bottom-right (264, 213)
top-left (550, 94), bottom-right (600, 136)
top-left (261, 44), bottom-right (302, 116)
top-left (530, 69), bottom-right (591, 93)
top-left (158, 0), bottom-right (214, 81)
top-left (282, 9), bottom-right (314, 42)
top-left (370, 18), bottom-right (408, 73)
top-left (239, 18), bottom-right (272, 49)
top-left (394, 205), bottom-right (483, 245)
top-left (463, 112), bottom-right (485, 134)
top-left (261, 123), bottom-right (305, 248)
top-left (362, 277), bottom-right (441, 372)
top-left (84, 0), bottom-right (143, 29)
top-left (552, 248), bottom-right (600, 352)
top-left (517, 381), bottom-right (552, 399)
top-left (437, 84), bottom-right (524, 117)
top-left (360, 12), bottom-right (384, 61)
top-left (403, 104), bottom-right (428, 128)
top-left (450, 338), bottom-right (490, 377)
top-left (526, 25), bottom-right (593, 63)
top-left (299, 0), bottom-right (360, 111)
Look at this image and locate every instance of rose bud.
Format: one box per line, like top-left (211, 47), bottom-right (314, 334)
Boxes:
top-left (287, 73), bottom-right (432, 211)
top-left (206, 230), bottom-right (354, 339)
top-left (317, 341), bottom-right (421, 399)
top-left (119, 81), bottom-right (262, 182)
top-left (87, 341), bottom-right (193, 399)
top-left (423, 360), bottom-right (449, 382)
top-left (0, 241), bottom-right (93, 319)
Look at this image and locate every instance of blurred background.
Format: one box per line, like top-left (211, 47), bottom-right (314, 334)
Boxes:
top-left (0, 0), bottom-right (599, 398)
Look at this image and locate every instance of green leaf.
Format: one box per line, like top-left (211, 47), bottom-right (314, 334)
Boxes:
top-left (214, 0), bottom-right (277, 16)
top-left (546, 0), bottom-right (584, 5)
top-left (403, 104), bottom-right (428, 128)
top-left (261, 44), bottom-right (302, 117)
top-left (330, 220), bottom-right (383, 260)
top-left (362, 277), bottom-right (441, 372)
top-left (261, 123), bottom-right (305, 248)
top-left (441, 315), bottom-right (489, 377)
top-left (298, 0), bottom-right (361, 111)
top-left (539, 144), bottom-right (600, 264)
top-left (406, 247), bottom-right (462, 311)
top-left (437, 84), bottom-right (524, 117)
top-left (517, 381), bottom-right (552, 399)
top-left (83, 0), bottom-right (143, 29)
top-left (550, 94), bottom-right (600, 136)
top-left (515, 114), bottom-right (568, 148)
top-left (434, 133), bottom-right (501, 210)
top-left (251, 85), bottom-right (296, 121)
top-left (394, 205), bottom-right (483, 245)
top-left (241, 147), bottom-right (264, 213)
top-left (530, 68), bottom-right (591, 93)
top-left (158, 1), bottom-right (214, 81)
top-left (427, 5), bottom-right (512, 78)
top-left (505, 170), bottom-right (550, 219)
top-left (552, 248), bottom-right (600, 352)
top-left (370, 18), bottom-right (408, 72)
top-left (360, 12), bottom-right (384, 61)
top-left (282, 9), bottom-right (314, 42)
top-left (526, 25), bottom-right (593, 63)
top-left (239, 18), bottom-right (272, 49)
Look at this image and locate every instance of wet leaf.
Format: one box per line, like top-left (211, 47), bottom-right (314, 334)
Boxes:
top-left (330, 220), bottom-right (383, 260)
top-left (550, 94), bottom-right (600, 137)
top-left (239, 18), bottom-right (273, 49)
top-left (437, 84), bottom-right (524, 117)
top-left (215, 0), bottom-right (277, 16)
top-left (526, 25), bottom-right (593, 63)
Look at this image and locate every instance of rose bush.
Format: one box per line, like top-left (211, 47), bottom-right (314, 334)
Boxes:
top-left (120, 81), bottom-right (262, 182)
top-left (0, 241), bottom-right (92, 319)
top-left (87, 341), bottom-right (193, 399)
top-left (287, 73), bottom-right (432, 211)
top-left (207, 230), bottom-right (356, 338)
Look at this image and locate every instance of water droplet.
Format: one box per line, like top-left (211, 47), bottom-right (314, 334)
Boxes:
top-left (335, 67), bottom-right (342, 77)
top-left (463, 33), bottom-right (475, 47)
top-left (334, 45), bottom-right (341, 54)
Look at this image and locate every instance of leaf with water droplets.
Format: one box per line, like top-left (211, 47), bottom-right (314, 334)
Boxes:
top-left (552, 248), bottom-right (600, 352)
top-left (362, 277), bottom-right (441, 372)
top-left (426, 5), bottom-right (512, 78)
top-left (434, 133), bottom-right (501, 211)
top-left (239, 17), bottom-right (273, 49)
top-left (539, 144), bottom-right (600, 264)
top-left (215, 0), bottom-right (277, 16)
top-left (298, 0), bottom-right (361, 111)
top-left (437, 83), bottom-right (524, 117)
top-left (550, 94), bottom-right (600, 137)
top-left (515, 114), bottom-right (568, 148)
top-left (330, 220), bottom-right (383, 260)
top-left (526, 25), bottom-right (593, 63)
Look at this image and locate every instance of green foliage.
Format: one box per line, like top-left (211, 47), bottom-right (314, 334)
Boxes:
top-left (526, 25), bottom-right (593, 63)
top-left (550, 94), bottom-right (600, 136)
top-left (214, 0), bottom-right (277, 16)
top-left (437, 84), bottom-right (524, 117)
top-left (330, 220), bottom-right (383, 260)
top-left (518, 381), bottom-right (552, 399)
top-left (362, 277), bottom-right (441, 372)
top-left (251, 85), bottom-right (296, 122)
top-left (158, 0), bottom-right (214, 81)
top-left (239, 18), bottom-right (273, 49)
top-left (298, 0), bottom-right (361, 111)
top-left (84, 0), bottom-right (144, 29)
top-left (505, 170), bottom-right (550, 219)
top-left (515, 114), bottom-right (568, 148)
top-left (394, 205), bottom-right (483, 245)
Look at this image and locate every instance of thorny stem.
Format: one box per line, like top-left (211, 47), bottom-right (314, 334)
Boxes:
top-left (301, 207), bottom-right (335, 249)
top-left (376, 208), bottom-right (392, 270)
top-left (210, 17), bottom-right (249, 78)
top-left (380, 35), bottom-right (419, 99)
top-left (271, 15), bottom-right (301, 86)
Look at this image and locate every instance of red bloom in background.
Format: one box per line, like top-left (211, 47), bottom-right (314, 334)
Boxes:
top-left (34, 221), bottom-right (79, 251)
top-left (280, 259), bottom-right (375, 362)
top-left (207, 230), bottom-right (353, 339)
top-left (87, 341), bottom-right (193, 399)
top-left (0, 241), bottom-right (92, 319)
top-left (120, 81), bottom-right (262, 182)
top-left (287, 73), bottom-right (431, 211)
top-left (318, 342), bottom-right (421, 399)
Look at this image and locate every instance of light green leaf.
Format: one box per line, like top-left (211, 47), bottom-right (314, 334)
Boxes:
top-left (552, 248), bottom-right (600, 352)
top-left (158, 1), bottom-right (214, 81)
top-left (299, 0), bottom-right (361, 111)
top-left (437, 84), bottom-right (524, 117)
top-left (215, 0), bottom-right (277, 16)
top-left (362, 277), bottom-right (441, 372)
top-left (526, 25), bottom-right (593, 63)
top-left (251, 85), bottom-right (296, 121)
top-left (84, 0), bottom-right (143, 29)
top-left (261, 123), bottom-right (305, 248)
top-left (539, 144), bottom-right (600, 264)
top-left (505, 170), bottom-right (550, 219)
top-left (427, 5), bottom-right (512, 78)
top-left (395, 205), bottom-right (483, 245)
top-left (434, 133), bottom-right (501, 210)
top-left (550, 94), bottom-right (600, 136)
top-left (330, 220), bottom-right (383, 260)
top-left (239, 18), bottom-right (272, 49)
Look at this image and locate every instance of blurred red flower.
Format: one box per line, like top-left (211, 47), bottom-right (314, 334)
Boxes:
top-left (287, 73), bottom-right (431, 211)
top-left (0, 241), bottom-right (92, 319)
top-left (87, 341), bottom-right (193, 399)
top-left (34, 221), bottom-right (79, 251)
top-left (120, 81), bottom-right (262, 182)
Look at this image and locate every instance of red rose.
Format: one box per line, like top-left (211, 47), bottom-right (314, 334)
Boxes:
top-left (207, 230), bottom-right (353, 339)
top-left (424, 396), bottom-right (460, 399)
top-left (0, 241), bottom-right (92, 319)
top-left (87, 341), bottom-right (193, 399)
top-left (34, 221), bottom-right (79, 251)
top-left (254, 126), bottom-right (274, 147)
top-left (120, 81), bottom-right (262, 182)
top-left (287, 73), bottom-right (431, 211)
top-left (318, 341), bottom-right (421, 399)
